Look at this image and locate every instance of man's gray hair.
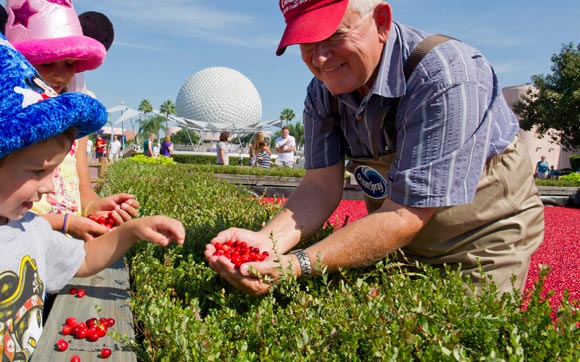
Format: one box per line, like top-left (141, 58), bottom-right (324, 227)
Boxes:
top-left (349, 0), bottom-right (384, 16)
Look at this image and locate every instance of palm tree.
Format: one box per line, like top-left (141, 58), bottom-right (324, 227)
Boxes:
top-left (159, 100), bottom-right (176, 136)
top-left (138, 115), bottom-right (166, 146)
top-left (137, 100), bottom-right (153, 144)
top-left (280, 108), bottom-right (296, 127)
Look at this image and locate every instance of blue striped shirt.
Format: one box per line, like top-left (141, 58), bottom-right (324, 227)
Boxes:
top-left (256, 151), bottom-right (272, 168)
top-left (303, 22), bottom-right (519, 207)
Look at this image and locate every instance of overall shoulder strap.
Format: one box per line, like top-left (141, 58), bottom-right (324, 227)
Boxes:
top-left (404, 34), bottom-right (456, 80)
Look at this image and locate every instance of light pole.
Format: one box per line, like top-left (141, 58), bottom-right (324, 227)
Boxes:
top-left (120, 101), bottom-right (125, 151)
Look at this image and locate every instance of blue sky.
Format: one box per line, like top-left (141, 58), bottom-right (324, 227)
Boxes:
top-left (73, 0), bottom-right (580, 123)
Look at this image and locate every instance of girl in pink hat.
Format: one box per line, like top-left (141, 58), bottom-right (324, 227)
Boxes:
top-left (3, 0), bottom-right (140, 241)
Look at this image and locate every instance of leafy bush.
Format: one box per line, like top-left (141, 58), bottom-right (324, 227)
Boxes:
top-left (172, 153), bottom-right (251, 166)
top-left (167, 161), bottom-right (307, 178)
top-left (560, 172), bottom-right (580, 184)
top-left (129, 154), bottom-right (176, 165)
top-left (100, 161), bottom-right (580, 361)
top-left (570, 155), bottom-right (580, 172)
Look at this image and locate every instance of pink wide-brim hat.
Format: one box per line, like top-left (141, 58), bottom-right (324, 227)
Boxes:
top-left (5, 0), bottom-right (106, 73)
top-left (276, 0), bottom-right (349, 56)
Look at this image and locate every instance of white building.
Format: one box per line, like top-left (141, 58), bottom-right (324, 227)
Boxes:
top-left (502, 85), bottom-right (577, 171)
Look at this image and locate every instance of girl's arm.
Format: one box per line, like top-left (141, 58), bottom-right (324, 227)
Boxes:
top-left (76, 137), bottom-right (101, 214)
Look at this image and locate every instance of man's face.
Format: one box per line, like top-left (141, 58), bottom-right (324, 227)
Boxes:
top-left (299, 5), bottom-right (390, 96)
top-left (0, 140), bottom-right (68, 223)
top-left (282, 128), bottom-right (289, 138)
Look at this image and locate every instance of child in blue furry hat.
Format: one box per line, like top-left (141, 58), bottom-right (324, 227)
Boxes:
top-left (0, 35), bottom-right (185, 362)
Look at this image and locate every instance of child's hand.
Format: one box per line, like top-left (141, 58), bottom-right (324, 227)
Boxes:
top-left (86, 193), bottom-right (140, 224)
top-left (130, 216), bottom-right (185, 247)
top-left (68, 214), bottom-right (110, 242)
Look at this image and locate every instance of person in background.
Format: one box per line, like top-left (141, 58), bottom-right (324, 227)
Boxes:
top-left (108, 134), bottom-right (121, 163)
top-left (160, 135), bottom-right (174, 157)
top-left (86, 136), bottom-right (93, 162)
top-left (548, 165), bottom-right (560, 179)
top-left (153, 142), bottom-right (160, 157)
top-left (206, 0), bottom-right (543, 297)
top-left (275, 126), bottom-right (296, 168)
top-left (94, 133), bottom-right (107, 160)
top-left (143, 132), bottom-right (155, 157)
top-left (216, 131), bottom-right (230, 166)
top-left (535, 156), bottom-right (549, 179)
top-left (249, 131), bottom-right (271, 166)
top-left (256, 141), bottom-right (272, 168)
top-left (3, 0), bottom-right (139, 242)
top-left (0, 35), bottom-right (186, 361)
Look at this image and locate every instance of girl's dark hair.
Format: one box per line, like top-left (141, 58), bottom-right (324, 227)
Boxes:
top-left (219, 131), bottom-right (230, 142)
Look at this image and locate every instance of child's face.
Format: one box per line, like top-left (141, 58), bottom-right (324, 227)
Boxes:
top-left (34, 60), bottom-right (76, 94)
top-left (0, 139), bottom-right (68, 223)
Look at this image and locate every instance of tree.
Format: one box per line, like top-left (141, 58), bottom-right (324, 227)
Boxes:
top-left (160, 100), bottom-right (176, 136)
top-left (513, 42), bottom-right (580, 151)
top-left (137, 99), bottom-right (153, 144)
top-left (138, 99), bottom-right (153, 114)
top-left (138, 114), bottom-right (166, 145)
top-left (279, 108), bottom-right (296, 127)
top-left (171, 128), bottom-right (200, 146)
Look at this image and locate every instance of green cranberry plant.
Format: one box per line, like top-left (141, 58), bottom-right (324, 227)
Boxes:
top-left (99, 161), bottom-right (580, 361)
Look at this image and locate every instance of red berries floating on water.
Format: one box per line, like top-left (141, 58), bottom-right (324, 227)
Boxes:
top-left (213, 240), bottom-right (269, 269)
top-left (87, 212), bottom-right (116, 229)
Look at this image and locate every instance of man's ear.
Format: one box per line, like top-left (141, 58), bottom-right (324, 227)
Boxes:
top-left (374, 2), bottom-right (392, 42)
top-left (0, 5), bottom-right (7, 35)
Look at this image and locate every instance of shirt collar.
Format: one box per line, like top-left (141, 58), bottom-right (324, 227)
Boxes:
top-left (372, 22), bottom-right (406, 99)
top-left (334, 22), bottom-right (406, 112)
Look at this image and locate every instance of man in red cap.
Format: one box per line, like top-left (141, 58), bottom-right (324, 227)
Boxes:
top-left (206, 0), bottom-right (543, 296)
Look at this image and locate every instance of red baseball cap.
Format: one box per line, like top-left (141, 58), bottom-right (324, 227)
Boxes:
top-left (276, 0), bottom-right (349, 56)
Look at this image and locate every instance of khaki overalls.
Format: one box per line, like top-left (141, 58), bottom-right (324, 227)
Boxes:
top-left (347, 134), bottom-right (544, 294)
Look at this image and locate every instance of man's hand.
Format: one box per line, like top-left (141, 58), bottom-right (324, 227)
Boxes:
top-left (205, 227), bottom-right (291, 295)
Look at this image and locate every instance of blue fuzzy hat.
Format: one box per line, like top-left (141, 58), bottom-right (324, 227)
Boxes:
top-left (0, 32), bottom-right (107, 159)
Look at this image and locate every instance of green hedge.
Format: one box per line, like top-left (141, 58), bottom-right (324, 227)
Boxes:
top-left (171, 153), bottom-right (250, 166)
top-left (570, 155), bottom-right (580, 172)
top-left (99, 160), bottom-right (580, 361)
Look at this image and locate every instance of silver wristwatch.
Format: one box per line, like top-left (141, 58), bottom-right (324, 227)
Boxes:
top-left (291, 249), bottom-right (312, 277)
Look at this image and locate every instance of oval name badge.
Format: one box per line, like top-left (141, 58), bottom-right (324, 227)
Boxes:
top-left (354, 165), bottom-right (389, 199)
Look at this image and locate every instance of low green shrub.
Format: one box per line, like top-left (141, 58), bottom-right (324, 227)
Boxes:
top-left (129, 154), bottom-right (176, 165)
top-left (172, 153), bottom-right (251, 166)
top-left (100, 161), bottom-right (580, 361)
top-left (570, 155), bottom-right (580, 172)
top-left (560, 172), bottom-right (580, 184)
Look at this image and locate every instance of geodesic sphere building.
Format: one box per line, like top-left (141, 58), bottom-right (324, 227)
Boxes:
top-left (175, 66), bottom-right (262, 129)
